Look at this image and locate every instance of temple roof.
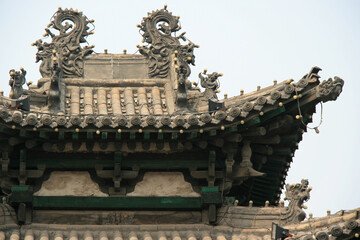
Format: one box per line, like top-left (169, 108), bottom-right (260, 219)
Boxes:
top-left (0, 7), bottom-right (345, 207)
top-left (0, 206), bottom-right (359, 240)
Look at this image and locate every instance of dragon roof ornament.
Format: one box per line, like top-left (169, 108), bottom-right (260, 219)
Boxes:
top-left (283, 179), bottom-right (311, 223)
top-left (32, 7), bottom-right (94, 78)
top-left (199, 69), bottom-right (223, 100)
top-left (137, 5), bottom-right (198, 109)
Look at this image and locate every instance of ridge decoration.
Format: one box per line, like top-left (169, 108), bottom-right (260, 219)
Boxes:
top-left (199, 69), bottom-right (223, 100)
top-left (316, 76), bottom-right (344, 102)
top-left (137, 5), bottom-right (198, 108)
top-left (32, 7), bottom-right (94, 78)
top-left (9, 68), bottom-right (27, 99)
top-left (282, 179), bottom-right (311, 224)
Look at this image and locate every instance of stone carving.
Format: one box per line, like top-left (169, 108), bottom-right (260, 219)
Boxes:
top-left (137, 6), bottom-right (198, 108)
top-left (9, 68), bottom-right (26, 99)
top-left (32, 8), bottom-right (94, 78)
top-left (316, 76), bottom-right (344, 102)
top-left (302, 66), bottom-right (322, 83)
top-left (137, 5), bottom-right (197, 78)
top-left (282, 179), bottom-right (311, 224)
top-left (199, 70), bottom-right (223, 100)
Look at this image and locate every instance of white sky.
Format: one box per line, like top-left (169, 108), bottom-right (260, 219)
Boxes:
top-left (0, 0), bottom-right (359, 217)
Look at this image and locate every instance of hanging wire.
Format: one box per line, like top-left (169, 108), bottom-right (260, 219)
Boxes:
top-left (295, 87), bottom-right (323, 134)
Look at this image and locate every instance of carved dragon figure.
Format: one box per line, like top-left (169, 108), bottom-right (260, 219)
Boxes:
top-left (137, 5), bottom-right (197, 79)
top-left (137, 5), bottom-right (198, 109)
top-left (316, 76), bottom-right (344, 102)
top-left (9, 68), bottom-right (26, 99)
top-left (32, 7), bottom-right (94, 78)
top-left (282, 179), bottom-right (311, 224)
top-left (199, 70), bottom-right (223, 100)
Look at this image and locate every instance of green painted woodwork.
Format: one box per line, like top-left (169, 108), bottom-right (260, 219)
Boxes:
top-left (228, 126), bottom-right (238, 132)
top-left (209, 151), bottom-right (216, 161)
top-left (39, 131), bottom-right (50, 139)
top-left (32, 196), bottom-right (202, 209)
top-left (10, 185), bottom-right (33, 204)
top-left (171, 132), bottom-right (178, 139)
top-left (115, 132), bottom-right (121, 140)
top-left (114, 152), bottom-right (122, 162)
top-left (15, 157), bottom-right (209, 169)
top-left (130, 132), bottom-right (136, 140)
top-left (260, 106), bottom-right (286, 122)
top-left (72, 133), bottom-right (79, 140)
top-left (187, 132), bottom-right (197, 139)
top-left (11, 185), bottom-right (29, 191)
top-left (157, 133), bottom-right (163, 140)
top-left (201, 186), bottom-right (219, 192)
top-left (243, 117), bottom-right (261, 127)
top-left (87, 132), bottom-right (94, 140)
top-left (58, 132), bottom-right (65, 140)
top-left (209, 130), bottom-right (217, 136)
top-left (144, 132), bottom-right (150, 140)
top-left (101, 132), bottom-right (108, 140)
top-left (200, 187), bottom-right (222, 205)
top-left (273, 148), bottom-right (292, 155)
top-left (20, 149), bottom-right (26, 161)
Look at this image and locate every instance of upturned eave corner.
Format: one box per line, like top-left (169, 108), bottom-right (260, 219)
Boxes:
top-left (0, 5), bottom-right (352, 233)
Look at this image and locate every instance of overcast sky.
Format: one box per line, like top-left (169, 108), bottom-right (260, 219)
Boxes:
top-left (0, 1), bottom-right (359, 217)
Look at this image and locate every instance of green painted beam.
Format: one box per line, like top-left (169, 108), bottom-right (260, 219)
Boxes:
top-left (227, 126), bottom-right (238, 132)
top-left (19, 157), bottom-right (210, 169)
top-left (243, 117), bottom-right (261, 127)
top-left (260, 106), bottom-right (286, 122)
top-left (33, 196), bottom-right (202, 209)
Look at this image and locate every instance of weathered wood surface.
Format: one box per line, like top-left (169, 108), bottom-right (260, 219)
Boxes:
top-left (32, 210), bottom-right (202, 225)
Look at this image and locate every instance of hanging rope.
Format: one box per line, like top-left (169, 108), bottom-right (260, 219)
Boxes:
top-left (295, 88), bottom-right (323, 134)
